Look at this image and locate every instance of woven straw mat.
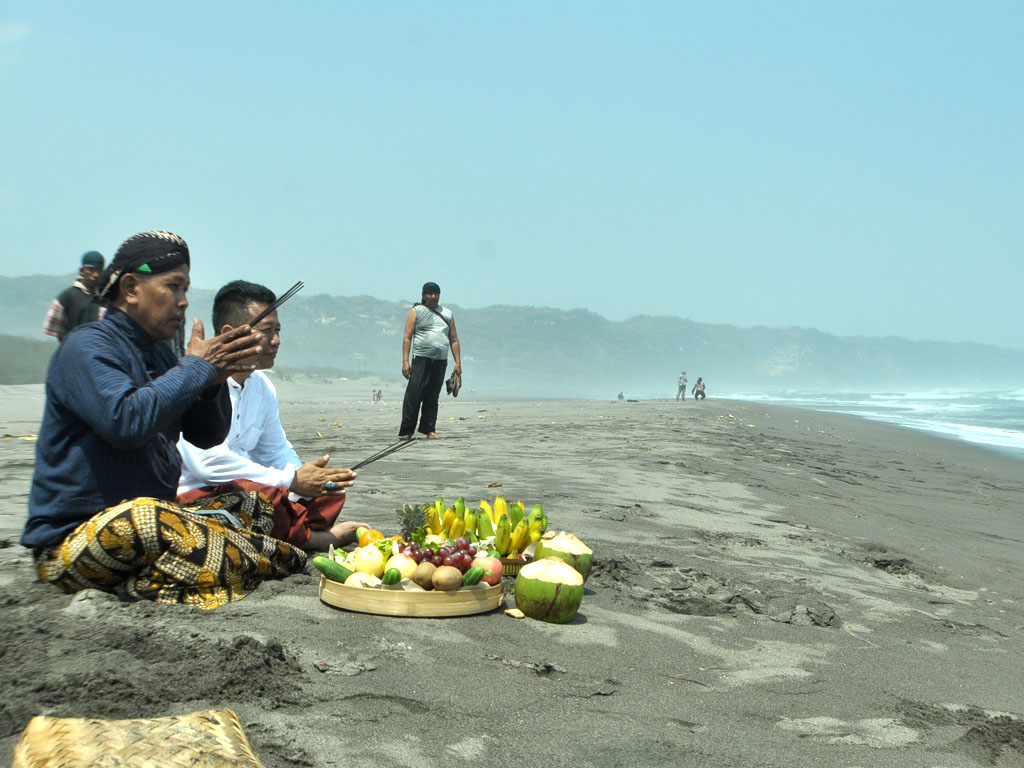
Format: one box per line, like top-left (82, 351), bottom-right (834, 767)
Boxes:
top-left (12, 709), bottom-right (265, 768)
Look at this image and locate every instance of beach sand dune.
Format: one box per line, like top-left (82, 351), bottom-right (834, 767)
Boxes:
top-left (2, 380), bottom-right (1023, 767)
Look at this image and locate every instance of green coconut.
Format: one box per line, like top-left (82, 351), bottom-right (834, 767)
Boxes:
top-left (534, 531), bottom-right (593, 582)
top-left (514, 557), bottom-right (584, 624)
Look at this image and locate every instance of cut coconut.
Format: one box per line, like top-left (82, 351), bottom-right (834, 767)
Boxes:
top-left (514, 557), bottom-right (584, 624)
top-left (534, 531), bottom-right (593, 582)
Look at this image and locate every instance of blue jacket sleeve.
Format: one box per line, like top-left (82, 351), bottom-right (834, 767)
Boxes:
top-left (53, 335), bottom-right (221, 450)
top-left (180, 379), bottom-right (232, 449)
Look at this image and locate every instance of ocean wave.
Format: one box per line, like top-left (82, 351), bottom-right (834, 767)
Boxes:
top-left (728, 389), bottom-right (1024, 459)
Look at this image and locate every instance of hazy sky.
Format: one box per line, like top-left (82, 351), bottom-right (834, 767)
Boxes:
top-left (1, 3), bottom-right (1020, 349)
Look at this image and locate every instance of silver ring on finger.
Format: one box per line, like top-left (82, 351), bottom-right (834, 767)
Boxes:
top-left (324, 481), bottom-right (336, 491)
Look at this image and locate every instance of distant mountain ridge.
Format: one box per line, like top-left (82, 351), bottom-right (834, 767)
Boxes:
top-left (2, 274), bottom-right (1021, 395)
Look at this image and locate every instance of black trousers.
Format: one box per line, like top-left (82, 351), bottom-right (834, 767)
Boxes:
top-left (400, 356), bottom-right (449, 436)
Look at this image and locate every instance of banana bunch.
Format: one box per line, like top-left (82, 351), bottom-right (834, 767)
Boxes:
top-left (494, 515), bottom-right (512, 555)
top-left (451, 497), bottom-right (470, 539)
top-left (426, 496), bottom-right (475, 540)
top-left (417, 495), bottom-right (549, 556)
top-left (440, 503), bottom-right (456, 535)
top-left (527, 504), bottom-right (547, 543)
top-left (481, 496), bottom-right (548, 557)
top-left (426, 501), bottom-right (442, 535)
top-left (476, 503), bottom-right (495, 538)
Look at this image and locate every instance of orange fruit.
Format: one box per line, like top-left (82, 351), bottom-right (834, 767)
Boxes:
top-left (359, 529), bottom-right (385, 547)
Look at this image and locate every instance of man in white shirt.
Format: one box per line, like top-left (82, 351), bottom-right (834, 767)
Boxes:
top-left (177, 281), bottom-right (367, 551)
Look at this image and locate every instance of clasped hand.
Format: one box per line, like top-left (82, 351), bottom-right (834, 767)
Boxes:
top-left (186, 319), bottom-right (263, 383)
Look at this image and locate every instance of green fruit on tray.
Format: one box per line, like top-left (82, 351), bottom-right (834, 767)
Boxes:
top-left (381, 568), bottom-right (402, 586)
top-left (312, 556), bottom-right (354, 584)
top-left (461, 565), bottom-right (485, 586)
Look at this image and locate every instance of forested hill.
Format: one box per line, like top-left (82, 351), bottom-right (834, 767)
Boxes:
top-left (2, 275), bottom-right (1021, 396)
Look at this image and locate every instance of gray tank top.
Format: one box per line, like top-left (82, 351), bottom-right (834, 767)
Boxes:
top-left (411, 305), bottom-right (452, 360)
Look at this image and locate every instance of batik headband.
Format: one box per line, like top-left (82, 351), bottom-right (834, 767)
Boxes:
top-left (98, 231), bottom-right (190, 300)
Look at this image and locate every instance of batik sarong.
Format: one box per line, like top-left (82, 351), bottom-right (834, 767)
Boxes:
top-left (178, 479), bottom-right (346, 548)
top-left (33, 490), bottom-right (307, 610)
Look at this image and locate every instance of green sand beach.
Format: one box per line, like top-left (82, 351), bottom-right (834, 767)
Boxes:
top-left (2, 380), bottom-right (1023, 767)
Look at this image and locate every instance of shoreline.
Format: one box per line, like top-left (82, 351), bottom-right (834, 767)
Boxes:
top-left (4, 378), bottom-right (1022, 463)
top-left (3, 383), bottom-right (1024, 766)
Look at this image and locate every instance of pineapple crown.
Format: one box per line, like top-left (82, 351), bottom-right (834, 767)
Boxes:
top-left (395, 503), bottom-right (429, 540)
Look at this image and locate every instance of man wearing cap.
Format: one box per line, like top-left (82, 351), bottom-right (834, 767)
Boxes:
top-left (23, 231), bottom-right (308, 609)
top-left (41, 250), bottom-right (106, 341)
top-left (399, 282), bottom-right (462, 439)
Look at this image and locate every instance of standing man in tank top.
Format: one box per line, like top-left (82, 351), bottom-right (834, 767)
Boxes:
top-left (399, 282), bottom-right (462, 439)
top-left (42, 250), bottom-right (106, 341)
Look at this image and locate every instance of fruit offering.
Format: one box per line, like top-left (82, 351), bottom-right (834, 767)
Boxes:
top-left (317, 495), bottom-right (567, 594)
top-left (328, 533), bottom-right (501, 591)
top-left (404, 495), bottom-right (549, 559)
top-left (398, 535), bottom-right (479, 575)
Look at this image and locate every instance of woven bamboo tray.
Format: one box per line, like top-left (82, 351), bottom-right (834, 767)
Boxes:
top-left (319, 575), bottom-right (504, 617)
top-left (12, 709), bottom-right (264, 768)
top-left (500, 555), bottom-right (532, 577)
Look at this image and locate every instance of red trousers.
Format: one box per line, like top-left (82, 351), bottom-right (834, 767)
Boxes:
top-left (177, 480), bottom-right (346, 548)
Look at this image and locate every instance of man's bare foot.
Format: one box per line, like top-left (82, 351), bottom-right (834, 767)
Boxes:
top-left (304, 520), bottom-right (371, 553)
top-left (305, 530), bottom-right (337, 553)
top-left (427, 432), bottom-right (441, 439)
top-left (330, 520), bottom-right (369, 546)
top-left (398, 434), bottom-right (413, 441)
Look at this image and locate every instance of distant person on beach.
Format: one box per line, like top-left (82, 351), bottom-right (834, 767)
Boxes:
top-left (41, 250), bottom-right (106, 341)
top-left (677, 371), bottom-right (688, 400)
top-left (399, 281), bottom-right (462, 439)
top-left (177, 281), bottom-right (368, 552)
top-left (692, 377), bottom-right (706, 400)
top-left (22, 231), bottom-right (307, 609)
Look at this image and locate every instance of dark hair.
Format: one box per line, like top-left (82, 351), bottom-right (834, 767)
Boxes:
top-left (213, 280), bottom-right (276, 331)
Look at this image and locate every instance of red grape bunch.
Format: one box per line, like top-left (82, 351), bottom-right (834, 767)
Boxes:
top-left (402, 537), bottom-right (477, 574)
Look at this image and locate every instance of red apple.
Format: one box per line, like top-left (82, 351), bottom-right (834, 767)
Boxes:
top-left (470, 556), bottom-right (503, 586)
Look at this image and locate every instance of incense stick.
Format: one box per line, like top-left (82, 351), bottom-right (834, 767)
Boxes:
top-left (249, 280), bottom-right (305, 326)
top-left (350, 438), bottom-right (417, 470)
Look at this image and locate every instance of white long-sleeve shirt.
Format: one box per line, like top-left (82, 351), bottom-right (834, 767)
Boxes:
top-left (177, 371), bottom-right (301, 495)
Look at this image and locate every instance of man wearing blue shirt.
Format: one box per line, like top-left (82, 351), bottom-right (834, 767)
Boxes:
top-left (23, 231), bottom-right (308, 609)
